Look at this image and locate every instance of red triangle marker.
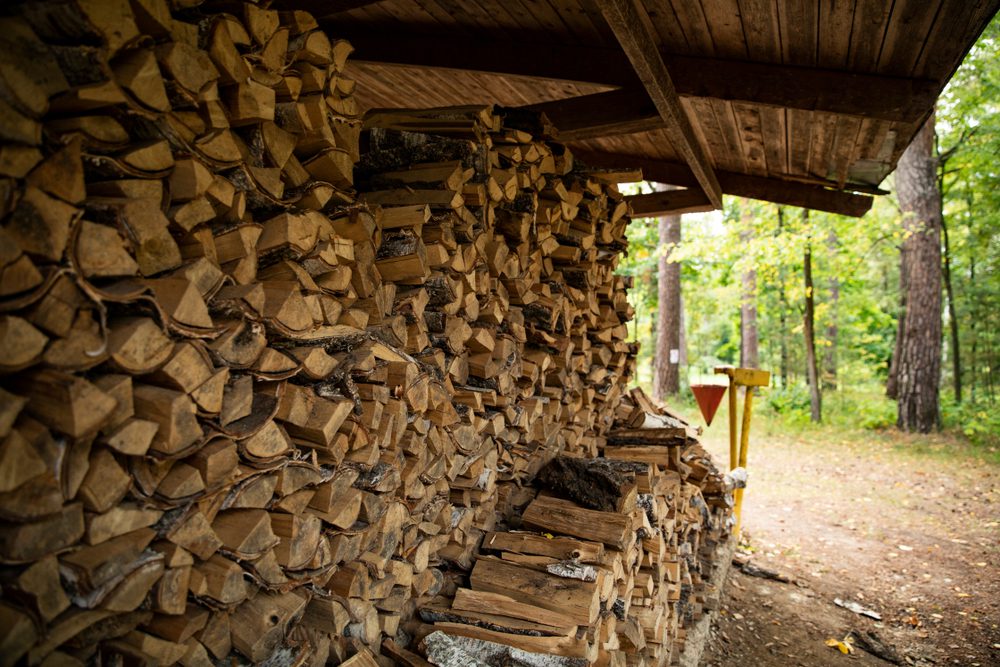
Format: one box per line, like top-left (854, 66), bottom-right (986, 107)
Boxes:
top-left (691, 384), bottom-right (728, 426)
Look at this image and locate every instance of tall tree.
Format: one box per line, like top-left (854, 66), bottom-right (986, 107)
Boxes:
top-left (653, 212), bottom-right (682, 399)
top-left (776, 207), bottom-right (790, 386)
top-left (803, 212), bottom-right (822, 423)
top-left (937, 137), bottom-right (963, 403)
top-left (824, 229), bottom-right (839, 390)
top-left (740, 208), bottom-right (758, 369)
top-left (893, 113), bottom-right (943, 432)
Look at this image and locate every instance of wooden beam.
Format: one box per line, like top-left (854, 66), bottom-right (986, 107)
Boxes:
top-left (665, 55), bottom-right (938, 124)
top-left (717, 174), bottom-right (872, 217)
top-left (573, 149), bottom-right (874, 217)
top-left (340, 29), bottom-right (938, 123)
top-left (599, 0), bottom-right (722, 208)
top-left (625, 189), bottom-right (715, 217)
top-left (343, 31), bottom-right (633, 88)
top-left (572, 147), bottom-right (886, 194)
top-left (271, 0), bottom-right (387, 15)
top-left (527, 89), bottom-right (659, 141)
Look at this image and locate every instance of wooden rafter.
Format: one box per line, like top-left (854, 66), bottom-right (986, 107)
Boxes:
top-left (271, 0), bottom-right (385, 15)
top-left (573, 149), bottom-right (874, 217)
top-left (342, 30), bottom-right (630, 87)
top-left (626, 189), bottom-right (715, 217)
top-left (527, 89), bottom-right (659, 141)
top-left (340, 30), bottom-right (938, 124)
top-left (599, 0), bottom-right (722, 208)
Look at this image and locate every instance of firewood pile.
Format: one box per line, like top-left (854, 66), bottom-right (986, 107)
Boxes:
top-left (0, 1), bottom-right (741, 665)
top-left (412, 388), bottom-right (735, 667)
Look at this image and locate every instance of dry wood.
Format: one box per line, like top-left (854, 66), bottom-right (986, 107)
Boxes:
top-left (0, 7), bottom-right (738, 662)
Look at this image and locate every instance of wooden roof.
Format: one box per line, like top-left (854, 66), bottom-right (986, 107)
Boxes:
top-left (285, 0), bottom-right (998, 217)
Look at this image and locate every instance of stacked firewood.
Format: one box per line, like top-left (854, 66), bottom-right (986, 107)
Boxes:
top-left (0, 0), bottom-right (652, 664)
top-left (352, 106), bottom-right (639, 581)
top-left (0, 1), bottom-right (378, 664)
top-left (414, 390), bottom-right (734, 667)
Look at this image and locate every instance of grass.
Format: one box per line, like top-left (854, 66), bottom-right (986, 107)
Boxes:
top-left (658, 384), bottom-right (1000, 467)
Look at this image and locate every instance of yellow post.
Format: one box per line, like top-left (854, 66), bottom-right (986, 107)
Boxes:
top-left (733, 386), bottom-right (756, 533)
top-left (714, 366), bottom-right (769, 538)
top-left (727, 374), bottom-right (738, 471)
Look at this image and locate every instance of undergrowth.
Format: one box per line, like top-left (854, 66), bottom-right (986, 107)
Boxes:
top-left (658, 383), bottom-right (1000, 466)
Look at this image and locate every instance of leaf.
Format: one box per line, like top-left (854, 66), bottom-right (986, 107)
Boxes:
top-left (825, 638), bottom-right (849, 654)
top-left (825, 636), bottom-right (855, 655)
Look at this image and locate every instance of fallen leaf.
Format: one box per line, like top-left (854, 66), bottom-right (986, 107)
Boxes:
top-left (898, 544), bottom-right (914, 551)
top-left (825, 636), bottom-right (854, 655)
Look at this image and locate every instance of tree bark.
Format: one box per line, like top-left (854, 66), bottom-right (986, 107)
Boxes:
top-left (968, 221), bottom-right (977, 402)
top-left (777, 207), bottom-right (789, 387)
top-left (941, 201), bottom-right (961, 403)
top-left (893, 113), bottom-right (943, 432)
top-left (653, 213), bottom-right (682, 399)
top-left (824, 229), bottom-right (839, 390)
top-left (678, 292), bottom-right (688, 366)
top-left (739, 209), bottom-right (758, 369)
top-left (803, 215), bottom-right (822, 423)
top-left (886, 258), bottom-right (907, 399)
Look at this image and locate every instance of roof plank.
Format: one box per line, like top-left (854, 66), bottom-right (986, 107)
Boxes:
top-left (572, 149), bottom-right (874, 217)
top-left (599, 0), bottom-right (722, 207)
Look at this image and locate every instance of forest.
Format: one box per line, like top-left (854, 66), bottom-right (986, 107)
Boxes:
top-left (620, 16), bottom-right (1000, 448)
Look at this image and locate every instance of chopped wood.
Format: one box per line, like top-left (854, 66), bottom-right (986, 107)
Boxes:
top-left (0, 6), bottom-right (737, 664)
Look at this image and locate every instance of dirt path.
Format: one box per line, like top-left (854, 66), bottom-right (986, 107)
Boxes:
top-left (693, 418), bottom-right (1000, 667)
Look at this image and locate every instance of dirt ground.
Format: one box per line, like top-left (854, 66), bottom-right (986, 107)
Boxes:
top-left (695, 419), bottom-right (1000, 667)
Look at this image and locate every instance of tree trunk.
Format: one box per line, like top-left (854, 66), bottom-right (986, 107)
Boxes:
top-left (739, 210), bottom-right (758, 369)
top-left (886, 256), bottom-right (907, 399)
top-left (941, 202), bottom-right (961, 403)
top-left (824, 229), bottom-right (839, 390)
top-left (969, 248), bottom-right (977, 403)
top-left (777, 207), bottom-right (789, 387)
top-left (894, 113), bottom-right (943, 432)
top-left (678, 292), bottom-right (688, 367)
top-left (653, 213), bottom-right (682, 400)
top-left (803, 216), bottom-right (822, 423)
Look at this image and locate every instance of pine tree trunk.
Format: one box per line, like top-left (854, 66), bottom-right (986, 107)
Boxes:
top-left (653, 213), bottom-right (682, 399)
top-left (678, 292), bottom-right (688, 366)
top-left (941, 210), bottom-right (961, 403)
top-left (777, 207), bottom-right (789, 387)
top-left (969, 249), bottom-right (977, 402)
top-left (803, 223), bottom-right (822, 423)
top-left (824, 229), bottom-right (839, 390)
top-left (886, 257), bottom-right (907, 399)
top-left (894, 113), bottom-right (943, 432)
top-left (739, 212), bottom-right (758, 369)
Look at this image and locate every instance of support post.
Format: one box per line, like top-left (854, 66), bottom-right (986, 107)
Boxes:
top-left (714, 366), bottom-right (770, 537)
top-left (727, 375), bottom-right (738, 472)
top-left (735, 386), bottom-right (756, 533)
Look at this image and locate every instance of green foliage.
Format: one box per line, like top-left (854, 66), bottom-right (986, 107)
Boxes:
top-left (766, 384), bottom-right (811, 415)
top-left (936, 14), bottom-right (1000, 406)
top-left (942, 400), bottom-right (1000, 447)
top-left (618, 15), bottom-right (1000, 448)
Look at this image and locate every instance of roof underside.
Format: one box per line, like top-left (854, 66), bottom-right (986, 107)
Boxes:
top-left (285, 0), bottom-right (999, 216)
